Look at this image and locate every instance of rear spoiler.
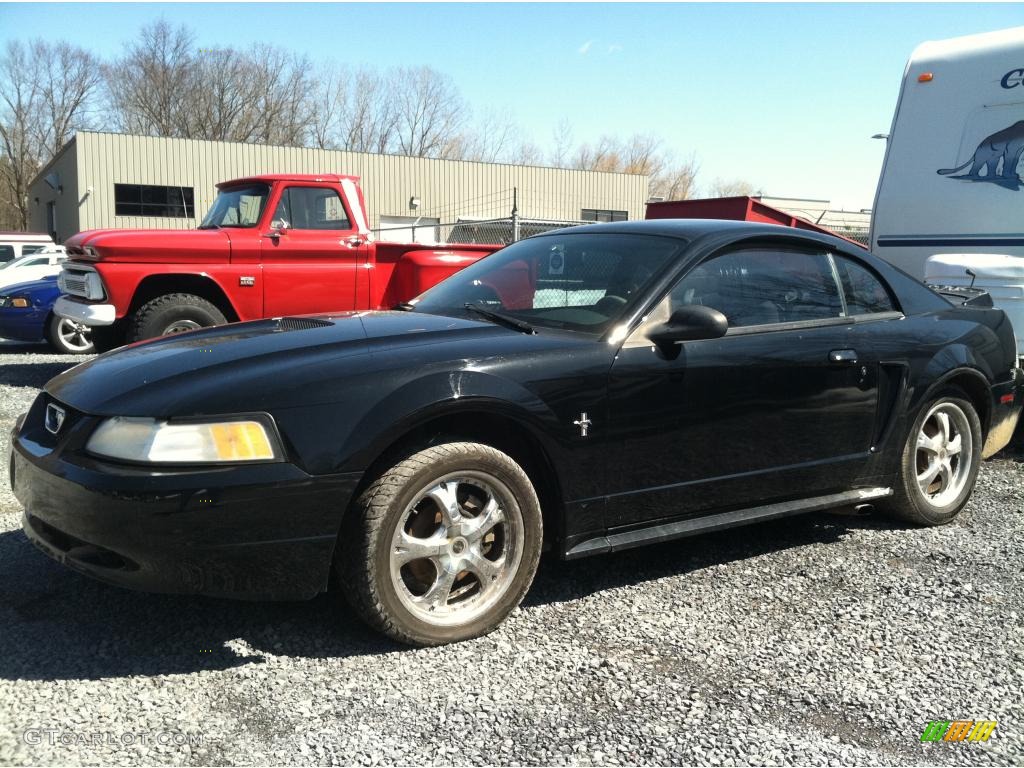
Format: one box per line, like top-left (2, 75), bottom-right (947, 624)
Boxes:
top-left (926, 283), bottom-right (994, 308)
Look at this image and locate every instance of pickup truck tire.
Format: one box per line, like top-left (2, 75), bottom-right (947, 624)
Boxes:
top-left (336, 442), bottom-right (543, 646)
top-left (46, 314), bottom-right (95, 355)
top-left (878, 389), bottom-right (982, 526)
top-left (129, 293), bottom-right (227, 342)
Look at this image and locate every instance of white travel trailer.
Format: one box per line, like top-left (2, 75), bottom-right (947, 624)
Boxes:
top-left (870, 27), bottom-right (1024, 354)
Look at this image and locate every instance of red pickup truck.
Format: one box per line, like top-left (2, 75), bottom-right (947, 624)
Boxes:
top-left (55, 174), bottom-right (499, 350)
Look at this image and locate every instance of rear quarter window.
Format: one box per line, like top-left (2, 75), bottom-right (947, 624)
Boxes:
top-left (834, 256), bottom-right (897, 315)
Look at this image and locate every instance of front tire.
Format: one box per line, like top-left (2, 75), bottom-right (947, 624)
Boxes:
top-left (128, 293), bottom-right (227, 343)
top-left (337, 442), bottom-right (543, 646)
top-left (46, 314), bottom-right (95, 354)
top-left (880, 390), bottom-right (982, 525)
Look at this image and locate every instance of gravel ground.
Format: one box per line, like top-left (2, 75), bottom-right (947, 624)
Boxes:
top-left (0, 340), bottom-right (1021, 767)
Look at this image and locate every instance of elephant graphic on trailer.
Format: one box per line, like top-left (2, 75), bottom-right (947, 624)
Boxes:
top-left (937, 120), bottom-right (1024, 190)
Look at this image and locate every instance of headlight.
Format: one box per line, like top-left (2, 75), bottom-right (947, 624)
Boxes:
top-left (86, 416), bottom-right (282, 464)
top-left (0, 295), bottom-right (30, 308)
top-left (83, 271), bottom-right (105, 300)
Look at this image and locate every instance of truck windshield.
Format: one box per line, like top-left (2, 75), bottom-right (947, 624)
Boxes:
top-left (412, 232), bottom-right (683, 335)
top-left (199, 184), bottom-right (270, 228)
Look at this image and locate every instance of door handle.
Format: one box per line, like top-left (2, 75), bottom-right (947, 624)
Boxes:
top-left (829, 349), bottom-right (859, 365)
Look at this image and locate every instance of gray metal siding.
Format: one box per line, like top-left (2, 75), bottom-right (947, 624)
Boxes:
top-left (31, 131), bottom-right (648, 241)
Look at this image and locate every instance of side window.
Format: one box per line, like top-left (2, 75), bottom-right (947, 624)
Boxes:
top-left (834, 256), bottom-right (897, 315)
top-left (21, 245), bottom-right (46, 256)
top-left (277, 187), bottom-right (351, 231)
top-left (22, 257), bottom-right (48, 267)
top-left (0, 245), bottom-right (14, 263)
top-left (670, 248), bottom-right (842, 328)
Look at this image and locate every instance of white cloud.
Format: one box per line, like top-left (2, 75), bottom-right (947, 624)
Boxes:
top-left (607, 44), bottom-right (622, 54)
top-left (578, 40), bottom-right (593, 55)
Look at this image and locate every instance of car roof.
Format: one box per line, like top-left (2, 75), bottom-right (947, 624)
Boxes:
top-left (0, 232), bottom-right (54, 242)
top-left (539, 218), bottom-right (862, 252)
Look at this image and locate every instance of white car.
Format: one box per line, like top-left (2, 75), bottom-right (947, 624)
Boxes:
top-left (0, 247), bottom-right (67, 289)
top-left (0, 232), bottom-right (56, 265)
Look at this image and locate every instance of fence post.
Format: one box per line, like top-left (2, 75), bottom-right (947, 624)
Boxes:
top-left (511, 187), bottom-right (520, 243)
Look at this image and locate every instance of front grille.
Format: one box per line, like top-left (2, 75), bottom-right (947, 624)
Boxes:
top-left (62, 274), bottom-right (89, 297)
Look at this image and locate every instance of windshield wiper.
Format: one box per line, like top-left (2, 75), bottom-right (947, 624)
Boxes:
top-left (393, 302), bottom-right (415, 311)
top-left (464, 303), bottom-right (535, 334)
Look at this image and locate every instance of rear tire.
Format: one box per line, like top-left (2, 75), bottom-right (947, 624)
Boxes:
top-left (46, 314), bottom-right (95, 354)
top-left (336, 442), bottom-right (543, 646)
top-left (879, 389), bottom-right (982, 525)
top-left (128, 293), bottom-right (227, 343)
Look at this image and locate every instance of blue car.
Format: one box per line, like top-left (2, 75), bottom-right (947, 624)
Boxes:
top-left (0, 276), bottom-right (94, 354)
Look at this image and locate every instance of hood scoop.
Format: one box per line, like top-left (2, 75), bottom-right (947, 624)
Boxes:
top-left (274, 317), bottom-right (335, 331)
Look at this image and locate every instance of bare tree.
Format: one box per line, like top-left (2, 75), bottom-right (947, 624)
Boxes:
top-left (309, 63), bottom-right (351, 150)
top-left (392, 66), bottom-right (466, 158)
top-left (563, 132), bottom-right (698, 201)
top-left (708, 178), bottom-right (759, 198)
top-left (444, 108), bottom-right (536, 164)
top-left (0, 42), bottom-right (40, 230)
top-left (245, 44), bottom-right (315, 146)
top-left (650, 155), bottom-right (699, 201)
top-left (34, 41), bottom-right (102, 155)
top-left (0, 39), bottom-right (99, 229)
top-left (105, 20), bottom-right (196, 137)
top-left (549, 118), bottom-right (574, 168)
top-left (339, 69), bottom-right (399, 154)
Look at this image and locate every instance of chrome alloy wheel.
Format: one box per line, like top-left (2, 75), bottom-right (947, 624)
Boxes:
top-left (915, 401), bottom-right (973, 507)
top-left (56, 318), bottom-right (93, 352)
top-left (390, 472), bottom-right (523, 627)
top-left (162, 319), bottom-right (202, 335)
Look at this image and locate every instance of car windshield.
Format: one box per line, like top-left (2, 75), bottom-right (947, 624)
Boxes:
top-left (412, 232), bottom-right (683, 334)
top-left (199, 183), bottom-right (270, 228)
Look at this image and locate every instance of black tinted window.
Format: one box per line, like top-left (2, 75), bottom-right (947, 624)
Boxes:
top-left (671, 248), bottom-right (842, 327)
top-left (115, 184), bottom-right (195, 218)
top-left (274, 187), bottom-right (350, 231)
top-left (835, 256), bottom-right (896, 315)
top-left (0, 245), bottom-right (14, 262)
top-left (415, 233), bottom-right (681, 334)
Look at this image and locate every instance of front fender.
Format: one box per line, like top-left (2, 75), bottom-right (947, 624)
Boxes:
top-left (341, 369), bottom-right (559, 473)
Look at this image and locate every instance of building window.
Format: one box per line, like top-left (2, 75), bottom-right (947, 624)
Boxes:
top-left (114, 184), bottom-right (195, 218)
top-left (581, 208), bottom-right (628, 223)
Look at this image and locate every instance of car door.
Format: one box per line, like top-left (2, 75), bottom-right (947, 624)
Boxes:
top-left (605, 244), bottom-right (882, 530)
top-left (260, 184), bottom-right (366, 316)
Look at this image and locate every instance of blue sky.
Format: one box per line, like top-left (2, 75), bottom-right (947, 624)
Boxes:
top-left (0, 3), bottom-right (1016, 209)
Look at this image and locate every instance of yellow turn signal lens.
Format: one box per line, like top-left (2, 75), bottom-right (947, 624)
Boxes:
top-left (210, 421), bottom-right (275, 461)
top-left (11, 298), bottom-right (29, 308)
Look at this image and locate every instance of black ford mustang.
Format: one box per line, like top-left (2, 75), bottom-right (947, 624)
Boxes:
top-left (10, 220), bottom-right (1022, 645)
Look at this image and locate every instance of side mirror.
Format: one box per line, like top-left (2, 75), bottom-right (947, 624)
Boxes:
top-left (647, 304), bottom-right (728, 346)
top-left (270, 219), bottom-right (290, 234)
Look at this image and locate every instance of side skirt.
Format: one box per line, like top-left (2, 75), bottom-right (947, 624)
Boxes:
top-left (563, 487), bottom-right (892, 560)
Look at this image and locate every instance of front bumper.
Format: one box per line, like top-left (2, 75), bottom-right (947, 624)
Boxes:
top-left (983, 367), bottom-right (1024, 458)
top-left (10, 396), bottom-right (361, 600)
top-left (54, 296), bottom-right (116, 326)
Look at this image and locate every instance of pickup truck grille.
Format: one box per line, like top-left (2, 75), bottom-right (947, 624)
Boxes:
top-left (62, 274), bottom-right (89, 296)
top-left (58, 265), bottom-right (105, 300)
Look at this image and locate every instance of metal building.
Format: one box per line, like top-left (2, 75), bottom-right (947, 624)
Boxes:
top-left (29, 131), bottom-right (649, 244)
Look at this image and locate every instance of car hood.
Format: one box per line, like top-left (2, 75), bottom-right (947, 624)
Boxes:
top-left (0, 275), bottom-right (59, 299)
top-left (66, 228), bottom-right (232, 263)
top-left (45, 310), bottom-right (552, 416)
